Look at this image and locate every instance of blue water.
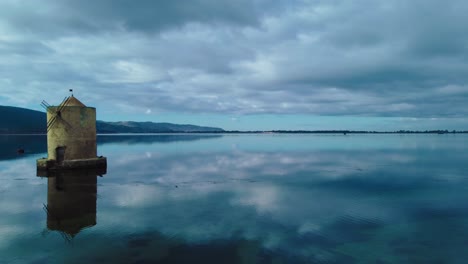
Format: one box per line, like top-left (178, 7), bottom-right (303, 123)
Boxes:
top-left (1, 134), bottom-right (468, 263)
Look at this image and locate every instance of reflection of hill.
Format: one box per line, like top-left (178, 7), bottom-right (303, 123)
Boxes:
top-left (0, 135), bottom-right (46, 160)
top-left (0, 134), bottom-right (222, 161)
top-left (97, 134), bottom-right (222, 145)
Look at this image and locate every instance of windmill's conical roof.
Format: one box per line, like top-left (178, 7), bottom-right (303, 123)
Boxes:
top-left (61, 96), bottom-right (86, 107)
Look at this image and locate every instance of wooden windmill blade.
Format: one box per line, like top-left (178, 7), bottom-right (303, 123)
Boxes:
top-left (47, 116), bottom-right (73, 132)
top-left (41, 100), bottom-right (57, 131)
top-left (46, 96), bottom-right (73, 132)
top-left (55, 96), bottom-right (72, 114)
top-left (40, 100), bottom-right (51, 111)
top-left (47, 113), bottom-right (73, 132)
top-left (47, 115), bottom-right (57, 130)
top-left (46, 97), bottom-right (69, 127)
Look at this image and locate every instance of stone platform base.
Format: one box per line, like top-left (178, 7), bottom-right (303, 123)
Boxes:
top-left (37, 157), bottom-right (107, 176)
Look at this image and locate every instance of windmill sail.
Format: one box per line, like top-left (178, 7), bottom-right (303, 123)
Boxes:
top-left (46, 96), bottom-right (69, 126)
top-left (40, 100), bottom-right (51, 111)
top-left (46, 96), bottom-right (71, 132)
top-left (56, 96), bottom-right (71, 114)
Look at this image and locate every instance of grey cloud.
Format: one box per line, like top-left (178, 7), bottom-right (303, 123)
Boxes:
top-left (0, 0), bottom-right (260, 37)
top-left (1, 0), bottom-right (468, 121)
top-left (0, 40), bottom-right (53, 56)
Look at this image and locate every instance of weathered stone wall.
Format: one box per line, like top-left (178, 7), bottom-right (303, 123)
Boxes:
top-left (47, 106), bottom-right (97, 160)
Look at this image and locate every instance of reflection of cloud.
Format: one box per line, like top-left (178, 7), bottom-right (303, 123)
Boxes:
top-left (105, 149), bottom-right (393, 187)
top-left (112, 152), bottom-right (158, 166)
top-left (0, 157), bottom-right (41, 180)
top-left (95, 142), bottom-right (468, 260)
top-left (98, 147), bottom-right (426, 242)
top-left (0, 160), bottom-right (46, 252)
top-left (2, 137), bottom-right (468, 262)
top-left (112, 185), bottom-right (163, 207)
top-left (298, 221), bottom-right (321, 235)
top-left (232, 184), bottom-right (280, 214)
top-left (0, 226), bottom-right (28, 248)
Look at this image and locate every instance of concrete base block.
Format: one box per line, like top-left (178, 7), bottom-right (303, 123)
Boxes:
top-left (37, 157), bottom-right (107, 177)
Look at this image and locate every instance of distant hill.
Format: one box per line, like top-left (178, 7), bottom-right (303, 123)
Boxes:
top-left (96, 121), bottom-right (224, 133)
top-left (0, 106), bottom-right (224, 134)
top-left (0, 106), bottom-right (46, 134)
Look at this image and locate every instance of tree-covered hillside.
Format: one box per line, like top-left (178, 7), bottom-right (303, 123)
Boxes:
top-left (0, 106), bottom-right (46, 133)
top-left (0, 106), bottom-right (224, 134)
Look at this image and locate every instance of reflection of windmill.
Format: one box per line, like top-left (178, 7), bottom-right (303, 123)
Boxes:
top-left (40, 170), bottom-right (100, 243)
top-left (42, 203), bottom-right (73, 243)
top-left (41, 96), bottom-right (72, 132)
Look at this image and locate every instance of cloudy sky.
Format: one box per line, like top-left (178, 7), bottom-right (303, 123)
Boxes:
top-left (1, 0), bottom-right (468, 130)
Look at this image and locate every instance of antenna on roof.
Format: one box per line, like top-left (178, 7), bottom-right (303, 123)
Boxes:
top-left (69, 89), bottom-right (73, 97)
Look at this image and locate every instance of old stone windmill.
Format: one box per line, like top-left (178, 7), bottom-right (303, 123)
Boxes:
top-left (37, 93), bottom-right (107, 172)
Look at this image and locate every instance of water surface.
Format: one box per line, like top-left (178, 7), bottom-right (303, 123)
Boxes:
top-left (1, 134), bottom-right (468, 263)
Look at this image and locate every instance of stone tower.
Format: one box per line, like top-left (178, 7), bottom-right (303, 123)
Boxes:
top-left (47, 96), bottom-right (96, 162)
top-left (37, 96), bottom-right (106, 171)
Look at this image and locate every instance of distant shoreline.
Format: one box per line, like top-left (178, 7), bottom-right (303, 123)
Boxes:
top-left (3, 106), bottom-right (467, 135)
top-left (1, 130), bottom-right (468, 135)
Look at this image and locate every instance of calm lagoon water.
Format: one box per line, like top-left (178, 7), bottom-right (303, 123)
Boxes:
top-left (1, 134), bottom-right (468, 263)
